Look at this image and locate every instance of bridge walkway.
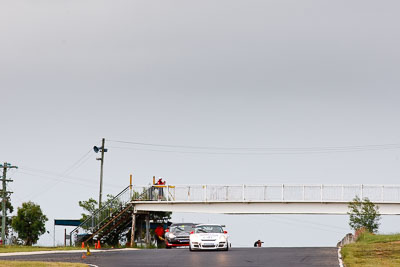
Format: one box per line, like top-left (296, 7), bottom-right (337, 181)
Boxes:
top-left (70, 183), bottom-right (400, 245)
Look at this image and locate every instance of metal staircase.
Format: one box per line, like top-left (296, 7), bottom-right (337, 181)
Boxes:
top-left (70, 185), bottom-right (139, 246)
top-left (69, 183), bottom-right (173, 246)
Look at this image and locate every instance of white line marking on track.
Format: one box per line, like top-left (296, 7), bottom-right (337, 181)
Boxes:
top-left (337, 247), bottom-right (344, 267)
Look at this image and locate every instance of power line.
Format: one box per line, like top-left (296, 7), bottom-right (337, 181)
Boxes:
top-left (7, 184), bottom-right (25, 206)
top-left (19, 148), bottom-right (94, 200)
top-left (63, 149), bottom-right (93, 175)
top-left (18, 171), bottom-right (103, 189)
top-left (17, 169), bottom-right (121, 189)
top-left (18, 170), bottom-right (93, 186)
top-left (107, 139), bottom-right (400, 152)
top-left (108, 144), bottom-right (400, 155)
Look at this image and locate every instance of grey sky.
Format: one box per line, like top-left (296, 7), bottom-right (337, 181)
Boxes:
top-left (1, 0), bottom-right (400, 246)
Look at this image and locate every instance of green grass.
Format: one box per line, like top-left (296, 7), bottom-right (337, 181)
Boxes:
top-left (0, 260), bottom-right (86, 266)
top-left (0, 246), bottom-right (84, 253)
top-left (341, 232), bottom-right (400, 267)
top-left (355, 233), bottom-right (400, 244)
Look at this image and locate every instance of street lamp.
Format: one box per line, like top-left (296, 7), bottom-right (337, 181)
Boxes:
top-left (94, 138), bottom-right (108, 209)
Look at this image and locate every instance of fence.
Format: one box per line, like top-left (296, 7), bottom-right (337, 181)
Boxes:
top-left (132, 184), bottom-right (400, 203)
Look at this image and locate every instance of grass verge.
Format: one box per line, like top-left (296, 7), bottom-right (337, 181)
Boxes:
top-left (0, 260), bottom-right (86, 267)
top-left (0, 246), bottom-right (83, 253)
top-left (341, 232), bottom-right (400, 267)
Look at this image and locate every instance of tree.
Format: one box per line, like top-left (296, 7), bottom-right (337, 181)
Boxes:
top-left (0, 196), bottom-right (14, 238)
top-left (78, 198), bottom-right (98, 222)
top-left (11, 201), bottom-right (48, 245)
top-left (78, 194), bottom-right (116, 222)
top-left (348, 196), bottom-right (381, 233)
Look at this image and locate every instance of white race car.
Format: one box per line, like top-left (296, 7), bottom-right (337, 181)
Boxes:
top-left (189, 224), bottom-right (230, 251)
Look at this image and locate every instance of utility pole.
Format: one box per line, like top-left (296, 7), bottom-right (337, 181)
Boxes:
top-left (0, 162), bottom-right (17, 245)
top-left (93, 138), bottom-right (107, 209)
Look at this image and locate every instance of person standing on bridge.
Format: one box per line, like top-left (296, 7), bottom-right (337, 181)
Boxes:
top-left (156, 178), bottom-right (166, 200)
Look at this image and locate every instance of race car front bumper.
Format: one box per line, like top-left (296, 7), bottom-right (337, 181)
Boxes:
top-left (190, 241), bottom-right (228, 250)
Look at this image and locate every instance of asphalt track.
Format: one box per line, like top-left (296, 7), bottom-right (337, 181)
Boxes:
top-left (0, 247), bottom-right (339, 267)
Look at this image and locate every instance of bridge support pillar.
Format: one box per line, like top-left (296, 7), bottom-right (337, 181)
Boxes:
top-left (145, 214), bottom-right (150, 247)
top-left (130, 210), bottom-right (136, 247)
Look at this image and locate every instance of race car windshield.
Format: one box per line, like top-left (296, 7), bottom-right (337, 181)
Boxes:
top-left (195, 226), bottom-right (223, 234)
top-left (170, 225), bottom-right (192, 233)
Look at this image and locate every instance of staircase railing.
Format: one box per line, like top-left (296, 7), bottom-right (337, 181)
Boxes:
top-left (70, 185), bottom-right (131, 246)
top-left (69, 184), bottom-right (173, 246)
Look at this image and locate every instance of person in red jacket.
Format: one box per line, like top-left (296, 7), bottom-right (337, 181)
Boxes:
top-left (156, 178), bottom-right (166, 200)
top-left (155, 224), bottom-right (165, 248)
top-left (254, 240), bottom-right (264, 247)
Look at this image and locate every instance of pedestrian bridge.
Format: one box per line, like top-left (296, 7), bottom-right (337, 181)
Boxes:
top-left (130, 184), bottom-right (400, 215)
top-left (70, 183), bottom-right (400, 245)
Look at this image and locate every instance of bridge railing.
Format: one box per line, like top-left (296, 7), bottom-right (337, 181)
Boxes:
top-left (131, 184), bottom-right (400, 203)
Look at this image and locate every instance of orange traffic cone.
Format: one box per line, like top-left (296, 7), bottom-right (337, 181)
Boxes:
top-left (97, 240), bottom-right (101, 249)
top-left (95, 243), bottom-right (97, 249)
top-left (82, 253), bottom-right (86, 259)
top-left (81, 242), bottom-right (85, 249)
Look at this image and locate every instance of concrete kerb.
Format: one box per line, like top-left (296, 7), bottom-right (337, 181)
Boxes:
top-left (337, 247), bottom-right (344, 267)
top-left (0, 248), bottom-right (139, 257)
top-left (337, 232), bottom-right (356, 267)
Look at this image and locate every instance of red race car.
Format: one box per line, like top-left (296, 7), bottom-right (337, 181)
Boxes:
top-left (165, 223), bottom-right (197, 249)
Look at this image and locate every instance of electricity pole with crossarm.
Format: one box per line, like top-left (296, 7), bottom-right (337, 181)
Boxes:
top-left (0, 162), bottom-right (17, 245)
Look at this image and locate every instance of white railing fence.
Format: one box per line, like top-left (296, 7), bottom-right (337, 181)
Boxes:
top-left (131, 184), bottom-right (400, 203)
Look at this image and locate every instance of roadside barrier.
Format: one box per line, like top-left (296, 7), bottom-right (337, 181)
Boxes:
top-left (337, 233), bottom-right (355, 247)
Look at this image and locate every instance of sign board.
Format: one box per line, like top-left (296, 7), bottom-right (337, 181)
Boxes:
top-left (54, 219), bottom-right (81, 227)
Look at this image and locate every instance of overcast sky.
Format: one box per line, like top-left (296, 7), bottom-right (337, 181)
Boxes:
top-left (1, 0), bottom-right (400, 247)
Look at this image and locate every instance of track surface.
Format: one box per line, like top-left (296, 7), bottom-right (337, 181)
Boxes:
top-left (1, 247), bottom-right (339, 267)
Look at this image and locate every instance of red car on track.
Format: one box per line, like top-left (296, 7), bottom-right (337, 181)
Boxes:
top-left (165, 223), bottom-right (197, 249)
